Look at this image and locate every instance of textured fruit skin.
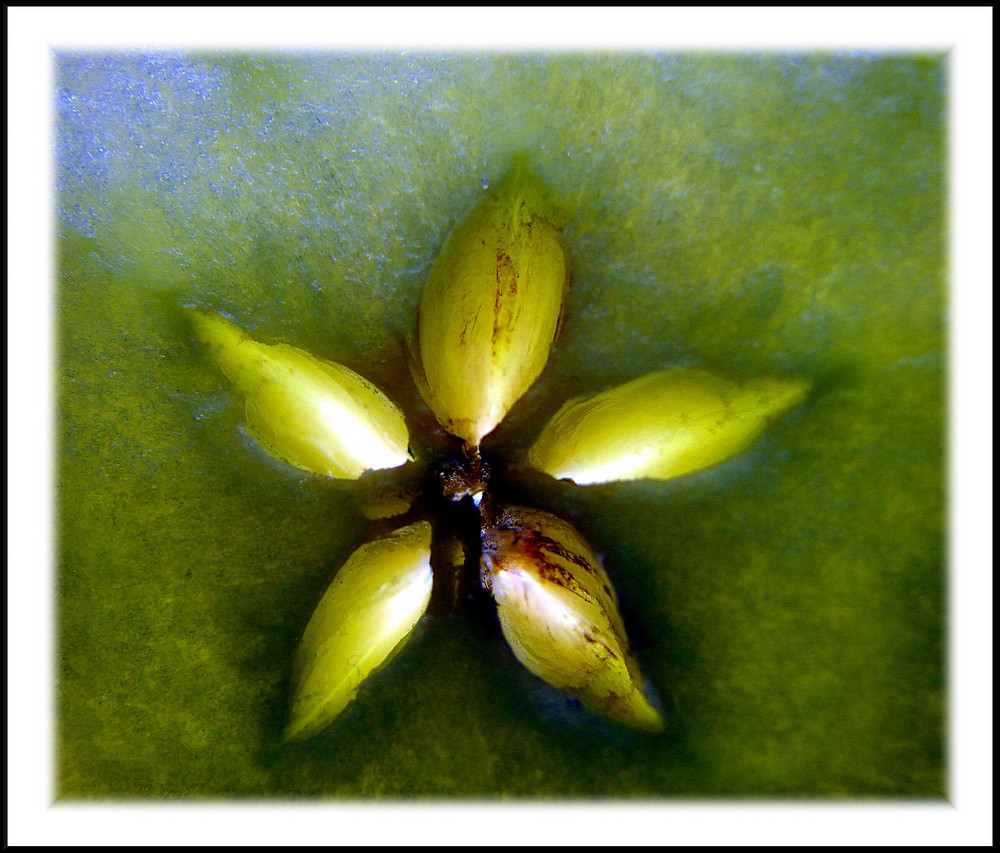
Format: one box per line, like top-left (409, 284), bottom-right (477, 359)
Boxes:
top-left (481, 506), bottom-right (664, 732)
top-left (284, 522), bottom-right (433, 742)
top-left (527, 368), bottom-right (811, 485)
top-left (417, 162), bottom-right (568, 447)
top-left (188, 308), bottom-right (411, 479)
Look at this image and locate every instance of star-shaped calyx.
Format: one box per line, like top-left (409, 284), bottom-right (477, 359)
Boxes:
top-left (188, 160), bottom-right (809, 741)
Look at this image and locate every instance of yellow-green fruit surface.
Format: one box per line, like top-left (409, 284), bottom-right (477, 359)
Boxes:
top-left (528, 368), bottom-right (810, 485)
top-left (418, 163), bottom-right (567, 446)
top-left (285, 522), bottom-right (433, 741)
top-left (481, 506), bottom-right (663, 732)
top-left (189, 309), bottom-right (411, 479)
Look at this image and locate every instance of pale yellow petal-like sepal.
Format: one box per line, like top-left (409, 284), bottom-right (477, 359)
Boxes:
top-left (418, 160), bottom-right (568, 447)
top-left (527, 368), bottom-right (810, 485)
top-left (481, 506), bottom-right (663, 732)
top-left (188, 308), bottom-right (411, 479)
top-left (284, 522), bottom-right (433, 741)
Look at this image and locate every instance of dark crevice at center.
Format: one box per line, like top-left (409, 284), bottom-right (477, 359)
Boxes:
top-left (426, 446), bottom-right (493, 614)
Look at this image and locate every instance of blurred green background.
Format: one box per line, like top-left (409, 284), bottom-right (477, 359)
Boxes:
top-left (56, 52), bottom-right (944, 797)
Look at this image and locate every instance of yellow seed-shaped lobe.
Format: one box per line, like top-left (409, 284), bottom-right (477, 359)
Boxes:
top-left (417, 161), bottom-right (568, 447)
top-left (284, 522), bottom-right (433, 741)
top-left (188, 308), bottom-right (411, 479)
top-left (481, 506), bottom-right (663, 732)
top-left (527, 368), bottom-right (811, 485)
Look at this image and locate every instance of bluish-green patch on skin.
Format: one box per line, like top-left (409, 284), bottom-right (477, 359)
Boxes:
top-left (56, 52), bottom-right (943, 796)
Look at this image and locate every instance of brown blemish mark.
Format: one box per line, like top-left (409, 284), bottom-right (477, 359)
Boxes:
top-left (458, 307), bottom-right (481, 345)
top-left (492, 248), bottom-right (518, 346)
top-left (525, 530), bottom-right (595, 576)
top-left (496, 248), bottom-right (517, 295)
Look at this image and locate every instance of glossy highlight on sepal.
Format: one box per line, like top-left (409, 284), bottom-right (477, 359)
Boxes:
top-left (284, 522), bottom-right (434, 742)
top-left (527, 368), bottom-right (811, 485)
top-left (480, 506), bottom-right (663, 733)
top-left (417, 160), bottom-right (568, 447)
top-left (187, 308), bottom-right (412, 479)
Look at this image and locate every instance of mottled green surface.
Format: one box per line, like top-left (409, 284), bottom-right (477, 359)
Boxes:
top-left (56, 53), bottom-right (945, 797)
